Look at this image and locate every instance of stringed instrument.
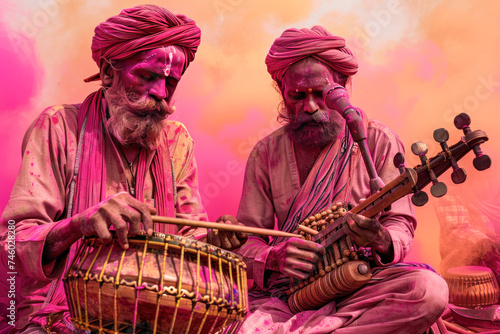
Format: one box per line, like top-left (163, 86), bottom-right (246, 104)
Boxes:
top-left (286, 113), bottom-right (491, 313)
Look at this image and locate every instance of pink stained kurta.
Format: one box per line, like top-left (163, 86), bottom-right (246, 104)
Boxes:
top-left (236, 120), bottom-right (449, 333)
top-left (0, 104), bottom-right (208, 332)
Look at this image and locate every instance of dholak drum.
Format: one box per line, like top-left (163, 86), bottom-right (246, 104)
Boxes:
top-left (63, 232), bottom-right (248, 334)
top-left (443, 266), bottom-right (499, 308)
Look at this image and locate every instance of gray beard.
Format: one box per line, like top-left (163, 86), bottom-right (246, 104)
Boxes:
top-left (286, 109), bottom-right (343, 145)
top-left (104, 87), bottom-right (172, 150)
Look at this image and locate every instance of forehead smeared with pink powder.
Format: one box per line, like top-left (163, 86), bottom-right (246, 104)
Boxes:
top-left (116, 46), bottom-right (185, 80)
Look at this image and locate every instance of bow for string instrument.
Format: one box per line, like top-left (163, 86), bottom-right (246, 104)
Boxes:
top-left (286, 112), bottom-right (491, 313)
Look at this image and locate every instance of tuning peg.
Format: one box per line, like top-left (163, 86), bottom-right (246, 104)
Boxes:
top-left (410, 142), bottom-right (429, 206)
top-left (433, 128), bottom-right (467, 184)
top-left (411, 141), bottom-right (447, 199)
top-left (411, 141), bottom-right (428, 157)
top-left (393, 152), bottom-right (406, 174)
top-left (454, 113), bottom-right (491, 171)
top-left (412, 191), bottom-right (429, 207)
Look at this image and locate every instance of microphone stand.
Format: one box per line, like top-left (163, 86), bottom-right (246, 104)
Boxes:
top-left (324, 84), bottom-right (385, 194)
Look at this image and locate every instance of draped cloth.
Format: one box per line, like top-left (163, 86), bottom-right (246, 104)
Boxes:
top-left (264, 113), bottom-right (368, 299)
top-left (270, 129), bottom-right (355, 246)
top-left (265, 25), bottom-right (358, 87)
top-left (73, 88), bottom-right (177, 225)
top-left (84, 4), bottom-right (201, 82)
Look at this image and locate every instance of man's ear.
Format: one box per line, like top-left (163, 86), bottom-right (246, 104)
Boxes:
top-left (99, 58), bottom-right (115, 87)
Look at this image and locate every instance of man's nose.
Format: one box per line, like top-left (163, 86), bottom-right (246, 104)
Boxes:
top-left (148, 79), bottom-right (167, 100)
top-left (304, 94), bottom-right (319, 114)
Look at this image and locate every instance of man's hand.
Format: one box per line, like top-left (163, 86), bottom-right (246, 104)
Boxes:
top-left (71, 192), bottom-right (154, 249)
top-left (43, 192), bottom-right (154, 266)
top-left (267, 237), bottom-right (325, 280)
top-left (207, 215), bottom-right (248, 251)
top-left (342, 212), bottom-right (393, 256)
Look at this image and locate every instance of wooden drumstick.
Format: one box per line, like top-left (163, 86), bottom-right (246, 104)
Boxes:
top-left (151, 215), bottom-right (298, 238)
top-left (297, 224), bottom-right (319, 236)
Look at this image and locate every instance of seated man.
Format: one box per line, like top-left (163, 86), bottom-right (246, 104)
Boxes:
top-left (0, 5), bottom-right (243, 333)
top-left (235, 26), bottom-right (449, 333)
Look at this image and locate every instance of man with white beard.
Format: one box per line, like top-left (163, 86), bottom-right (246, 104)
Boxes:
top-left (0, 5), bottom-right (245, 333)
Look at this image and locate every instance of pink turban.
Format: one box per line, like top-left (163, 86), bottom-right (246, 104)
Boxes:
top-left (84, 4), bottom-right (201, 82)
top-left (265, 26), bottom-right (358, 87)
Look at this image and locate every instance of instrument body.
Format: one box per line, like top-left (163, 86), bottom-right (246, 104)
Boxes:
top-left (287, 203), bottom-right (372, 313)
top-left (287, 127), bottom-right (489, 313)
top-left (63, 232), bottom-right (248, 334)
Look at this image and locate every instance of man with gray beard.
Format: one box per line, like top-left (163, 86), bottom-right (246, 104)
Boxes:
top-left (235, 26), bottom-right (449, 333)
top-left (0, 5), bottom-right (244, 333)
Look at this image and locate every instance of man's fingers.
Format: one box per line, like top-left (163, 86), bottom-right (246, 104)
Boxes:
top-left (118, 206), bottom-right (142, 237)
top-left (343, 219), bottom-right (375, 247)
top-left (342, 220), bottom-right (364, 245)
top-left (284, 267), bottom-right (311, 281)
top-left (227, 232), bottom-right (242, 249)
top-left (286, 241), bottom-right (322, 264)
top-left (236, 231), bottom-right (249, 241)
top-left (207, 228), bottom-right (211, 244)
top-left (348, 212), bottom-right (380, 231)
top-left (123, 195), bottom-right (154, 236)
top-left (209, 216), bottom-right (249, 250)
top-left (219, 232), bottom-right (233, 250)
top-left (294, 249), bottom-right (320, 264)
top-left (222, 220), bottom-right (248, 247)
top-left (210, 230), bottom-right (222, 248)
top-left (95, 227), bottom-right (113, 245)
top-left (345, 219), bottom-right (363, 237)
top-left (217, 215), bottom-right (238, 224)
top-left (283, 258), bottom-right (317, 279)
top-left (110, 215), bottom-right (129, 249)
top-left (290, 238), bottom-right (325, 255)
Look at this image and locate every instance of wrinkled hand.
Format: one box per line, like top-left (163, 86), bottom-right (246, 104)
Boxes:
top-left (267, 237), bottom-right (325, 280)
top-left (71, 192), bottom-right (154, 249)
top-left (207, 215), bottom-right (248, 251)
top-left (342, 212), bottom-right (393, 256)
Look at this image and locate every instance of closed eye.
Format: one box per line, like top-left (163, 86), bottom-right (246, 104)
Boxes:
top-left (141, 73), bottom-right (159, 81)
top-left (134, 69), bottom-right (159, 81)
top-left (289, 91), bottom-right (305, 100)
top-left (166, 77), bottom-right (179, 87)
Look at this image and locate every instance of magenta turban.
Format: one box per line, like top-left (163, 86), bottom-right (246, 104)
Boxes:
top-left (265, 25), bottom-right (358, 87)
top-left (84, 4), bottom-right (201, 82)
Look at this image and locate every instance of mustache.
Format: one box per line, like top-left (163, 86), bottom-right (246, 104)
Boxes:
top-left (125, 91), bottom-right (174, 119)
top-left (289, 110), bottom-right (330, 130)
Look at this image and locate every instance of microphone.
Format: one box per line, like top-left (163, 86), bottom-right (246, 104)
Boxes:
top-left (323, 84), bottom-right (366, 142)
top-left (323, 84), bottom-right (385, 193)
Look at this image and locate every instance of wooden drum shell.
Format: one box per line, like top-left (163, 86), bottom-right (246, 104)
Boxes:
top-left (63, 233), bottom-right (248, 334)
top-left (443, 266), bottom-right (499, 308)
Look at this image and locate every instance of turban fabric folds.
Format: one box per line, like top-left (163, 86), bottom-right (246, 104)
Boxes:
top-left (84, 4), bottom-right (201, 82)
top-left (265, 25), bottom-right (358, 87)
